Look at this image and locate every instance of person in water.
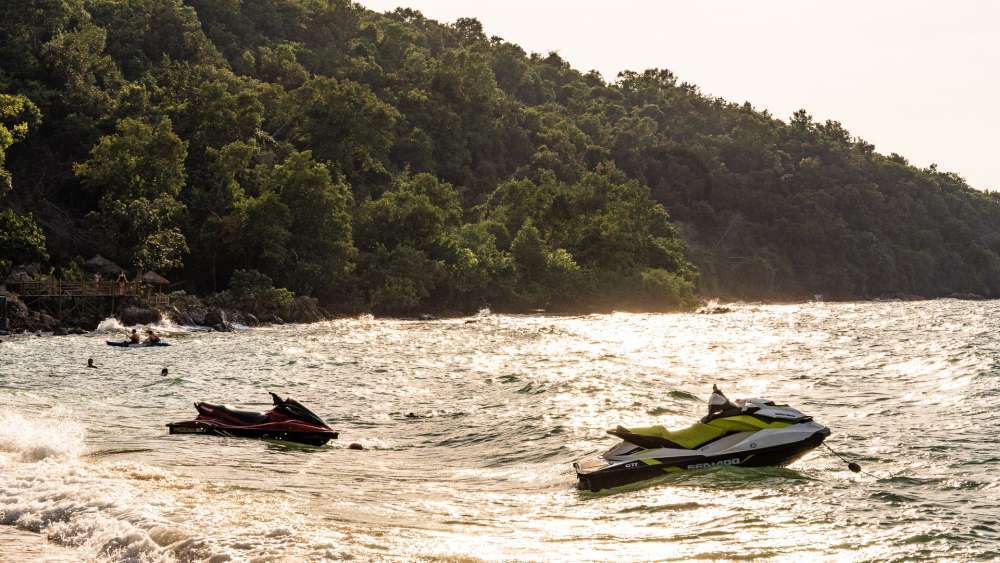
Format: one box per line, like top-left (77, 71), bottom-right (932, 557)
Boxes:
top-left (129, 328), bottom-right (140, 344)
top-left (161, 368), bottom-right (169, 377)
top-left (145, 327), bottom-right (161, 344)
top-left (87, 358), bottom-right (97, 368)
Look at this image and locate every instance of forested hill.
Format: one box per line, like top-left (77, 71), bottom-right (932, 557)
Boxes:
top-left (3, 1), bottom-right (1000, 314)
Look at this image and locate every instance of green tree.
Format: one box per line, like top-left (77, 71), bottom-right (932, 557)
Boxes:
top-left (0, 94), bottom-right (42, 194)
top-left (75, 117), bottom-right (189, 270)
top-left (288, 77), bottom-right (399, 184)
top-left (364, 244), bottom-right (440, 313)
top-left (4, 0), bottom-right (999, 310)
top-left (256, 151), bottom-right (356, 298)
top-left (226, 268), bottom-right (295, 316)
top-left (74, 117), bottom-right (187, 201)
top-left (133, 227), bottom-right (188, 272)
top-left (239, 191), bottom-right (292, 275)
top-left (356, 172), bottom-right (461, 252)
top-left (0, 210), bottom-right (48, 276)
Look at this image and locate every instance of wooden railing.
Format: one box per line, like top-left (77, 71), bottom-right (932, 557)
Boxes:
top-left (9, 280), bottom-right (169, 306)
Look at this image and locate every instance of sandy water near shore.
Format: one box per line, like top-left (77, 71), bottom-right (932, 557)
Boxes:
top-left (0, 527), bottom-right (78, 561)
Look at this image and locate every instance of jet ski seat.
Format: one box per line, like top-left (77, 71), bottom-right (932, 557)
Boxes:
top-left (610, 415), bottom-right (795, 450)
top-left (609, 388), bottom-right (802, 450)
top-left (197, 402), bottom-right (269, 424)
top-left (609, 423), bottom-right (727, 450)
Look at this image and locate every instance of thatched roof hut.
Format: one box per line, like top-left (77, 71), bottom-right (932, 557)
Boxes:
top-left (4, 270), bottom-right (32, 284)
top-left (139, 271), bottom-right (170, 285)
top-left (84, 254), bottom-right (125, 275)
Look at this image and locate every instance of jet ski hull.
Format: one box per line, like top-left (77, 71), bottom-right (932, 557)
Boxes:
top-left (576, 426), bottom-right (830, 492)
top-left (168, 394), bottom-right (338, 446)
top-left (106, 340), bottom-right (170, 347)
top-left (167, 420), bottom-right (337, 446)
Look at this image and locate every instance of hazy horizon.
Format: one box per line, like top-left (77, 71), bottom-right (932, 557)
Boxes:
top-left (358, 0), bottom-right (999, 191)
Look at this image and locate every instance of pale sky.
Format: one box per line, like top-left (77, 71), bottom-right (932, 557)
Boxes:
top-left (358, 0), bottom-right (999, 191)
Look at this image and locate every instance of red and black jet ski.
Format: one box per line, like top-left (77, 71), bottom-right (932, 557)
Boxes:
top-left (167, 392), bottom-right (338, 446)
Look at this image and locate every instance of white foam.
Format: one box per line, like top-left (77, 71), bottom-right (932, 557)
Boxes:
top-left (0, 410), bottom-right (186, 561)
top-left (94, 317), bottom-right (126, 334)
top-left (159, 312), bottom-right (213, 332)
top-left (0, 411), bottom-right (84, 462)
top-left (153, 313), bottom-right (194, 333)
top-left (0, 409), bottom-right (340, 561)
top-left (95, 315), bottom-right (204, 336)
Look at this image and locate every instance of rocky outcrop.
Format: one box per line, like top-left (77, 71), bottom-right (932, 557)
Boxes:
top-left (1, 290), bottom-right (100, 333)
top-left (166, 305), bottom-right (194, 326)
top-left (60, 311), bottom-right (104, 331)
top-left (120, 306), bottom-right (162, 325)
top-left (282, 296), bottom-right (326, 323)
top-left (225, 310), bottom-right (254, 327)
top-left (696, 305), bottom-right (732, 314)
top-left (0, 291), bottom-right (29, 331)
top-left (166, 293), bottom-right (208, 326)
top-left (204, 308), bottom-right (232, 331)
top-left (0, 287), bottom-right (334, 336)
top-left (24, 311), bottom-right (59, 332)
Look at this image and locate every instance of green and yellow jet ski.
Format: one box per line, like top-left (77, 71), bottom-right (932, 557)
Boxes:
top-left (574, 386), bottom-right (830, 491)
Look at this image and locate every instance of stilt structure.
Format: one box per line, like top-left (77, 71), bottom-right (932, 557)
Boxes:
top-left (7, 280), bottom-right (169, 320)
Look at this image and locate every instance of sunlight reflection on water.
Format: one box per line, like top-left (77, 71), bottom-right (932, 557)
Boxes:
top-left (1, 300), bottom-right (999, 560)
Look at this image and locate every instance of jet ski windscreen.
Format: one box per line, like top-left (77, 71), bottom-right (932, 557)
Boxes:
top-left (279, 399), bottom-right (329, 428)
top-left (708, 385), bottom-right (736, 415)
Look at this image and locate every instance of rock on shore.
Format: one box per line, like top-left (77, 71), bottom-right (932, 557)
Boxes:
top-left (120, 306), bottom-right (162, 325)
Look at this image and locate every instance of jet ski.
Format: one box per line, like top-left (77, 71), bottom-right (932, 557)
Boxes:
top-left (167, 392), bottom-right (338, 446)
top-left (574, 386), bottom-right (830, 492)
top-left (106, 340), bottom-right (170, 347)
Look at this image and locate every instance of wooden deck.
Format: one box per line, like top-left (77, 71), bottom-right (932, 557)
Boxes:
top-left (8, 280), bottom-right (169, 307)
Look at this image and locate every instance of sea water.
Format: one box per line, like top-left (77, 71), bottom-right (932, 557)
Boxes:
top-left (1, 301), bottom-right (998, 561)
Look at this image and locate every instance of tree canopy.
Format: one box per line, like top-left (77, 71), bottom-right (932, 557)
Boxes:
top-left (1, 0), bottom-right (998, 312)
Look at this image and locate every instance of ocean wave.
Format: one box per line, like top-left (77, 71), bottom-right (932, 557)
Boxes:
top-left (94, 316), bottom-right (206, 336)
top-left (0, 411), bottom-right (321, 562)
top-left (4, 303), bottom-right (1000, 560)
top-left (0, 410), bottom-right (84, 462)
top-left (0, 411), bottom-right (181, 561)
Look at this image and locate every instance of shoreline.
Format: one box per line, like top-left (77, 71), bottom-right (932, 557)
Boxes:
top-left (1, 293), bottom-right (992, 342)
top-left (11, 282), bottom-right (988, 339)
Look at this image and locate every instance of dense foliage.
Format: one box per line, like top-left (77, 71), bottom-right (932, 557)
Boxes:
top-left (2, 0), bottom-right (999, 313)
